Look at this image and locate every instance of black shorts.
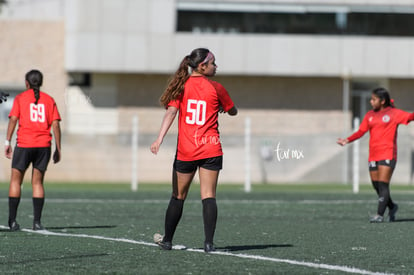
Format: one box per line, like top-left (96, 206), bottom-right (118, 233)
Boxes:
top-left (173, 156), bottom-right (223, 173)
top-left (12, 147), bottom-right (51, 172)
top-left (368, 159), bottom-right (396, 171)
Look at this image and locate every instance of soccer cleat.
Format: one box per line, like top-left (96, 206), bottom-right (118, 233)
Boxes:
top-left (153, 233), bottom-right (172, 250)
top-left (369, 215), bottom-right (384, 223)
top-left (156, 240), bottom-right (172, 250)
top-left (389, 204), bottom-right (399, 222)
top-left (33, 222), bottom-right (45, 231)
top-left (204, 242), bottom-right (215, 253)
top-left (9, 221), bottom-right (20, 231)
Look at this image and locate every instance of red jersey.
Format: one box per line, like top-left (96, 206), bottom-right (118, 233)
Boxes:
top-left (168, 76), bottom-right (235, 161)
top-left (347, 107), bottom-right (414, 161)
top-left (9, 89), bottom-right (61, 148)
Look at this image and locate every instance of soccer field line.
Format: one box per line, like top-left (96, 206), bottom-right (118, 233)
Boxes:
top-left (1, 198), bottom-right (414, 206)
top-left (0, 225), bottom-right (394, 275)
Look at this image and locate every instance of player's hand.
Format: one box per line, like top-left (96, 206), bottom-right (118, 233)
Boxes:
top-left (53, 149), bottom-right (61, 163)
top-left (336, 138), bottom-right (348, 146)
top-left (150, 140), bottom-right (161, 155)
top-left (5, 145), bottom-right (12, 159)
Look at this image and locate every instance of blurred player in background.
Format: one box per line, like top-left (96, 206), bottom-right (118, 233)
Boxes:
top-left (150, 48), bottom-right (237, 252)
top-left (5, 69), bottom-right (61, 231)
top-left (337, 87), bottom-right (414, 223)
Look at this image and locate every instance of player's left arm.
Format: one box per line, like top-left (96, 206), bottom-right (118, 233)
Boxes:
top-left (5, 116), bottom-right (18, 159)
top-left (52, 120), bottom-right (61, 163)
top-left (212, 81), bottom-right (237, 115)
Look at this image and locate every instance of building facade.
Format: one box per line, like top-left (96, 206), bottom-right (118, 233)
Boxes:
top-left (1, 0), bottom-right (414, 184)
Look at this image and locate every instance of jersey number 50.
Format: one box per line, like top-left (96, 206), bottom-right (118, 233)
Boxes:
top-left (186, 99), bottom-right (206, 125)
top-left (30, 103), bottom-right (45, 123)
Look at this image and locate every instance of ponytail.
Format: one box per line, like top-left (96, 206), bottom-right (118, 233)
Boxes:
top-left (33, 87), bottom-right (40, 105)
top-left (25, 70), bottom-right (43, 105)
top-left (160, 56), bottom-right (191, 107)
top-left (159, 48), bottom-right (211, 108)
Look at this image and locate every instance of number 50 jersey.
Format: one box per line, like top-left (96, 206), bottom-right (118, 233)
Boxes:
top-left (9, 89), bottom-right (61, 148)
top-left (168, 76), bottom-right (235, 161)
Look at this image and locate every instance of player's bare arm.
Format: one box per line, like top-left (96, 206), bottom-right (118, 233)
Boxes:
top-left (151, 106), bottom-right (178, 154)
top-left (5, 116), bottom-right (18, 159)
top-left (52, 120), bottom-right (61, 163)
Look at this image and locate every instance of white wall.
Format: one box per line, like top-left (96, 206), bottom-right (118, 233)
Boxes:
top-left (64, 0), bottom-right (177, 72)
top-left (61, 0), bottom-right (414, 79)
top-left (66, 74), bottom-right (119, 134)
top-left (3, 0), bottom-right (414, 78)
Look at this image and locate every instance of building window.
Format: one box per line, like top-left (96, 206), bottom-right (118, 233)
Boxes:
top-left (69, 73), bottom-right (91, 87)
top-left (177, 10), bottom-right (414, 36)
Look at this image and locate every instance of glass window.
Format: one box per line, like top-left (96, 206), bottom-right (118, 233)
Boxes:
top-left (177, 10), bottom-right (414, 37)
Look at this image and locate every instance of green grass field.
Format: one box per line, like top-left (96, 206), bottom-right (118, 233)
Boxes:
top-left (1, 182), bottom-right (414, 274)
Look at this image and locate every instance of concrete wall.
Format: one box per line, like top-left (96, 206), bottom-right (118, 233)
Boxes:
top-left (57, 0), bottom-right (414, 79)
top-left (0, 20), bottom-right (66, 110)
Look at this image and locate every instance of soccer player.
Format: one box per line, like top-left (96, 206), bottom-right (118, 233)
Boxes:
top-left (337, 87), bottom-right (414, 223)
top-left (150, 48), bottom-right (237, 252)
top-left (5, 69), bottom-right (62, 231)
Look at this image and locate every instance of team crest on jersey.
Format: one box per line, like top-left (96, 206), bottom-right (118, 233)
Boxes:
top-left (368, 116), bottom-right (373, 122)
top-left (382, 115), bottom-right (390, 123)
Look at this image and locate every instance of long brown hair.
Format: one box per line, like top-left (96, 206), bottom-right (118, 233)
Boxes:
top-left (160, 48), bottom-right (210, 107)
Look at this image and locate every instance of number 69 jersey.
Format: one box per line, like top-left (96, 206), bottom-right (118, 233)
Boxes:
top-left (9, 89), bottom-right (61, 148)
top-left (168, 76), bottom-right (235, 161)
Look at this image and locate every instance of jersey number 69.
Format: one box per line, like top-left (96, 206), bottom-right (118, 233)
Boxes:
top-left (30, 103), bottom-right (46, 123)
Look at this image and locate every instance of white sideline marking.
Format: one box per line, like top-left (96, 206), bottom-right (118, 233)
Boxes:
top-left (2, 198), bottom-right (414, 206)
top-left (0, 198), bottom-right (407, 205)
top-left (0, 225), bottom-right (394, 275)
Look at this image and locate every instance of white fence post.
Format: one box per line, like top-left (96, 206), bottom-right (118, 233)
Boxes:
top-left (352, 117), bottom-right (360, 194)
top-left (244, 116), bottom-right (251, 193)
top-left (342, 68), bottom-right (351, 184)
top-left (131, 115), bottom-right (138, 192)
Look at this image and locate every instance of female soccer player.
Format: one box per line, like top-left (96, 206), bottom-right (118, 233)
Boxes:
top-left (150, 48), bottom-right (237, 252)
top-left (337, 87), bottom-right (414, 223)
top-left (5, 69), bottom-right (62, 231)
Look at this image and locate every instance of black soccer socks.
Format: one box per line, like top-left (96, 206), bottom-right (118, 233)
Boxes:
top-left (202, 197), bottom-right (217, 245)
top-left (164, 197), bottom-right (184, 242)
top-left (8, 197), bottom-right (21, 226)
top-left (377, 181), bottom-right (393, 216)
top-left (371, 180), bottom-right (380, 195)
top-left (33, 197), bottom-right (45, 224)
